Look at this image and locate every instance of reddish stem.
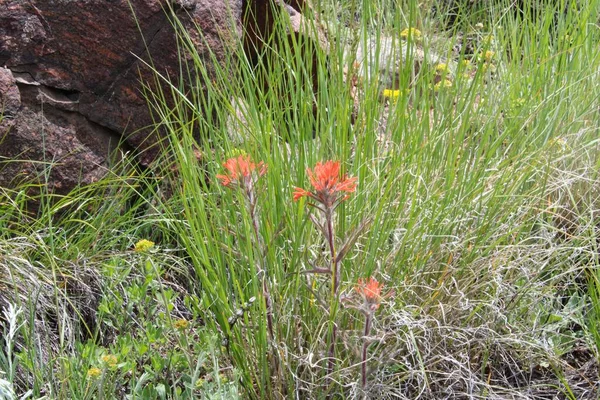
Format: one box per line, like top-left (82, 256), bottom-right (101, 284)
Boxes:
top-left (361, 313), bottom-right (372, 389)
top-left (326, 207), bottom-right (340, 385)
top-left (247, 186), bottom-right (274, 340)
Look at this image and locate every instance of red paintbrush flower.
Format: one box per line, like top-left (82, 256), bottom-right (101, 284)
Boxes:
top-left (216, 154), bottom-right (266, 188)
top-left (293, 160), bottom-right (357, 208)
top-left (355, 277), bottom-right (385, 311)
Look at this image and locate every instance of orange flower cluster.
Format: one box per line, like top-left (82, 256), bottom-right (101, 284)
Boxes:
top-left (216, 155), bottom-right (267, 188)
top-left (293, 160), bottom-right (357, 209)
top-left (355, 277), bottom-right (384, 311)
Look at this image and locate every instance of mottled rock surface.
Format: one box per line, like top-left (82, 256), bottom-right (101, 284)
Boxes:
top-left (0, 0), bottom-right (326, 197)
top-left (0, 0), bottom-right (243, 194)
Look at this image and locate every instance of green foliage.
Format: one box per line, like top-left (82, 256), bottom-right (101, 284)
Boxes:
top-left (1, 0), bottom-right (600, 398)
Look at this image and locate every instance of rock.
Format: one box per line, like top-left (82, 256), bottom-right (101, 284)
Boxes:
top-left (0, 67), bottom-right (21, 118)
top-left (351, 35), bottom-right (448, 94)
top-left (0, 68), bottom-right (118, 195)
top-left (0, 0), bottom-right (324, 198)
top-left (0, 0), bottom-right (244, 196)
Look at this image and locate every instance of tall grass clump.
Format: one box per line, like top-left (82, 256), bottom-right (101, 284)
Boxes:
top-left (136, 0), bottom-right (600, 397)
top-left (1, 0), bottom-right (599, 398)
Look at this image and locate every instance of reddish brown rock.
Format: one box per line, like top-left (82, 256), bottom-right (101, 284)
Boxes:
top-left (0, 0), bottom-right (243, 195)
top-left (0, 0), bottom-right (324, 197)
top-left (0, 67), bottom-right (21, 117)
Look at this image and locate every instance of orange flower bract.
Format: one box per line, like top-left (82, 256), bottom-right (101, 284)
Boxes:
top-left (355, 277), bottom-right (384, 310)
top-left (293, 160), bottom-right (357, 208)
top-left (216, 154), bottom-right (267, 188)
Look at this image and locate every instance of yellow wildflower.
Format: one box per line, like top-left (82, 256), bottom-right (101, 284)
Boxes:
top-left (435, 63), bottom-right (449, 73)
top-left (484, 50), bottom-right (495, 62)
top-left (434, 79), bottom-right (453, 91)
top-left (173, 318), bottom-right (189, 330)
top-left (461, 59), bottom-right (472, 68)
top-left (400, 28), bottom-right (422, 40)
top-left (382, 89), bottom-right (401, 100)
top-left (101, 354), bottom-right (118, 368)
top-left (134, 239), bottom-right (155, 253)
top-left (86, 367), bottom-right (102, 380)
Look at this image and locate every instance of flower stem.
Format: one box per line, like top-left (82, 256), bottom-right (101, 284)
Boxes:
top-left (245, 183), bottom-right (285, 394)
top-left (247, 187), bottom-right (274, 340)
top-left (326, 207), bottom-right (340, 383)
top-left (361, 313), bottom-right (372, 389)
top-left (326, 208), bottom-right (339, 296)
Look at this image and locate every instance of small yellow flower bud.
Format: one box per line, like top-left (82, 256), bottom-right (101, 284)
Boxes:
top-left (101, 354), bottom-right (118, 368)
top-left (382, 89), bottom-right (402, 100)
top-left (134, 239), bottom-right (155, 253)
top-left (174, 318), bottom-right (189, 330)
top-left (434, 79), bottom-right (453, 91)
top-left (400, 28), bottom-right (422, 40)
top-left (87, 367), bottom-right (102, 380)
top-left (435, 63), bottom-right (449, 73)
